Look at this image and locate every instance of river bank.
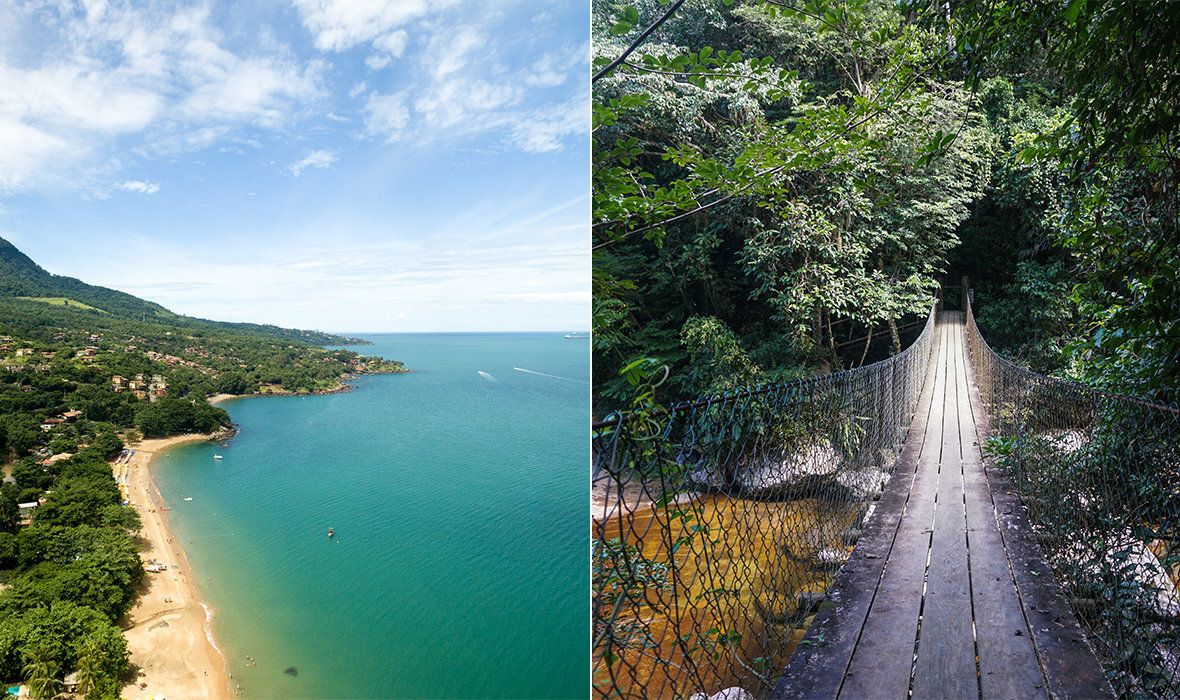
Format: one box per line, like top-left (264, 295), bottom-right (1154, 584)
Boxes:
top-left (117, 434), bottom-right (231, 700)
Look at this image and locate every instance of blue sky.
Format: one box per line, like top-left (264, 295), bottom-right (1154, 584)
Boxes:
top-left (0, 0), bottom-right (588, 333)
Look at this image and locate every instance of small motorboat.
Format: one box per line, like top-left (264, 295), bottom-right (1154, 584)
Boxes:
top-left (328, 529), bottom-right (334, 538)
top-left (213, 454), bottom-right (223, 460)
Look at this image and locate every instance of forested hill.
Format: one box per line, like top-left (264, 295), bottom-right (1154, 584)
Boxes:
top-left (0, 236), bottom-right (364, 346)
top-left (0, 236), bottom-right (408, 453)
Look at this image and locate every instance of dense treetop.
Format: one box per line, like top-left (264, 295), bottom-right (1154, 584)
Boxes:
top-left (592, 0), bottom-right (1179, 411)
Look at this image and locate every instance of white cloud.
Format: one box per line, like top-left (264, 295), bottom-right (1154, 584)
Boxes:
top-left (0, 2), bottom-right (325, 192)
top-left (349, 14), bottom-right (587, 155)
top-left (365, 54), bottom-right (391, 71)
top-left (290, 0), bottom-right (447, 52)
top-left (288, 149), bottom-right (338, 176)
top-left (524, 42), bottom-right (589, 88)
top-left (511, 94), bottom-right (587, 153)
top-left (411, 79), bottom-right (521, 131)
top-left (0, 63), bottom-right (164, 134)
top-left (0, 119), bottom-right (70, 192)
top-left (0, 0), bottom-right (588, 196)
top-left (363, 92), bottom-right (410, 142)
top-left (117, 180), bottom-right (160, 193)
top-left (429, 26), bottom-right (485, 79)
top-left (373, 30), bottom-right (408, 57)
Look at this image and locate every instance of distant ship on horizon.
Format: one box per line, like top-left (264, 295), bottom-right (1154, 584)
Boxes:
top-left (563, 331), bottom-right (589, 339)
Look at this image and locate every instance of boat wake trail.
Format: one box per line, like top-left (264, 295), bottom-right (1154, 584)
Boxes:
top-left (513, 367), bottom-right (584, 383)
top-left (477, 371), bottom-right (499, 383)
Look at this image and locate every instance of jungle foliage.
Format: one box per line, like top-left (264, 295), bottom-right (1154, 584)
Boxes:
top-left (0, 441), bottom-right (139, 698)
top-left (593, 0), bottom-right (1180, 409)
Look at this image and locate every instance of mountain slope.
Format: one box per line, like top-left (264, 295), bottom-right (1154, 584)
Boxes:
top-left (0, 237), bottom-right (175, 320)
top-left (0, 236), bottom-right (364, 346)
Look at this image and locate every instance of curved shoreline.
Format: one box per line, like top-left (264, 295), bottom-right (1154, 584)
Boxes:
top-left (117, 433), bottom-right (231, 700)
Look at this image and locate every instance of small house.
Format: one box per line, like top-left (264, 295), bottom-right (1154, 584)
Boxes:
top-left (18, 501), bottom-right (38, 525)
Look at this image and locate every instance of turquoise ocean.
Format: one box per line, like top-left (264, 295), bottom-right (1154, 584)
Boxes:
top-left (149, 333), bottom-right (589, 699)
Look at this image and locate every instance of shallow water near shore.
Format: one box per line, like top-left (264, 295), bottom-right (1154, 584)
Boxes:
top-left (151, 333), bottom-right (589, 698)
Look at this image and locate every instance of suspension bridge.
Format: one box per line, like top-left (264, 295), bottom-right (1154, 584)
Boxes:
top-left (593, 282), bottom-right (1180, 699)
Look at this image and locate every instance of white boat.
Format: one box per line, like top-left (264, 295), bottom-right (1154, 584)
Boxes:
top-left (213, 454), bottom-right (223, 460)
top-left (183, 497), bottom-right (193, 501)
top-left (563, 331), bottom-right (589, 339)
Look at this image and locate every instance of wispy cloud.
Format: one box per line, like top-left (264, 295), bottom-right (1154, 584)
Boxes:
top-left (76, 210), bottom-right (589, 331)
top-left (0, 0), bottom-right (589, 332)
top-left (364, 54), bottom-right (392, 71)
top-left (288, 150), bottom-right (338, 177)
top-left (117, 180), bottom-right (161, 194)
top-left (292, 2), bottom-right (587, 155)
top-left (289, 0), bottom-right (448, 51)
top-left (511, 93), bottom-right (588, 153)
top-left (363, 92), bottom-right (411, 142)
top-left (0, 2), bottom-right (323, 192)
top-left (524, 42), bottom-right (589, 88)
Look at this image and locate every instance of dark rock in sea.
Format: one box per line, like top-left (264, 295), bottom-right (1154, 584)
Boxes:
top-left (284, 667), bottom-right (298, 677)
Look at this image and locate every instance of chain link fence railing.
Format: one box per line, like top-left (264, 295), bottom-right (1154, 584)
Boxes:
top-left (592, 306), bottom-right (937, 699)
top-left (966, 294), bottom-right (1180, 698)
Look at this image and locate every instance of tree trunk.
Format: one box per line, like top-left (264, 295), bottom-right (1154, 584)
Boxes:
top-left (858, 325), bottom-right (874, 367)
top-left (826, 308), bottom-right (836, 355)
top-left (888, 318), bottom-right (901, 355)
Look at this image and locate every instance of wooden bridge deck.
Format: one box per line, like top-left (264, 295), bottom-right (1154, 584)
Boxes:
top-left (772, 312), bottom-right (1112, 699)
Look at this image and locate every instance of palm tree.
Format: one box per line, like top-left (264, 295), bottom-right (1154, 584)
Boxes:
top-left (74, 640), bottom-right (103, 695)
top-left (22, 646), bottom-right (61, 700)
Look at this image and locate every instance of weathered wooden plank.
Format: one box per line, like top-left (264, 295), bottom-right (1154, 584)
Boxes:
top-left (912, 318), bottom-right (978, 699)
top-left (771, 317), bottom-right (944, 699)
top-left (964, 475), bottom-right (1048, 699)
top-left (947, 314), bottom-right (1050, 700)
top-left (961, 335), bottom-right (1115, 699)
top-left (839, 321), bottom-right (951, 699)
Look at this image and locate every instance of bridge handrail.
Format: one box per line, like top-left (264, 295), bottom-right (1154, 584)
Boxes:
top-left (594, 304), bottom-right (939, 431)
top-left (593, 303), bottom-right (938, 699)
top-left (964, 288), bottom-right (1180, 698)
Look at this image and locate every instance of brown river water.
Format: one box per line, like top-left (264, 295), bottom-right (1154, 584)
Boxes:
top-left (594, 493), bottom-right (867, 698)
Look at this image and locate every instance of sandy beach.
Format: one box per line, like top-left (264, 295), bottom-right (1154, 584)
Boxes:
top-left (116, 434), bottom-right (231, 700)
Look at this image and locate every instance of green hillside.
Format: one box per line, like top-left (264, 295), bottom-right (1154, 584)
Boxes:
top-left (0, 237), bottom-right (174, 319)
top-left (14, 296), bottom-right (107, 312)
top-left (0, 237), bottom-right (364, 346)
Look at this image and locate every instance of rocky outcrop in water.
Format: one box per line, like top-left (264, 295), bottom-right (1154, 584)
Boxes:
top-left (683, 440), bottom-right (891, 503)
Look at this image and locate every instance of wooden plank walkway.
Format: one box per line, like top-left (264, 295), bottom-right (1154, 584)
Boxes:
top-left (772, 312), bottom-right (1112, 700)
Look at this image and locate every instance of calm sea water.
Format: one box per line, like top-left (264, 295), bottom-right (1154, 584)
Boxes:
top-left (150, 333), bottom-right (589, 699)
